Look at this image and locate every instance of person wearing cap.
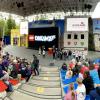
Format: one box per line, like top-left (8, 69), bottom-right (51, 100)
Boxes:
top-left (80, 64), bottom-right (89, 75)
top-left (76, 78), bottom-right (86, 100)
top-left (61, 62), bottom-right (67, 71)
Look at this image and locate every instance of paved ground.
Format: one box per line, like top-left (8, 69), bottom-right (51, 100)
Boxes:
top-left (2, 45), bottom-right (100, 100)
top-left (3, 45), bottom-right (100, 67)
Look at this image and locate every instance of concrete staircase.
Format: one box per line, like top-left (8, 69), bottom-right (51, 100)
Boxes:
top-left (5, 66), bottom-right (62, 100)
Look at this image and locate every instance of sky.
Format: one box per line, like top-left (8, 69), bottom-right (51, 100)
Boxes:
top-left (92, 2), bottom-right (100, 18)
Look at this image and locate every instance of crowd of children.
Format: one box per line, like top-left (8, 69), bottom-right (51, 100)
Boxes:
top-left (0, 46), bottom-right (100, 99)
top-left (0, 52), bottom-right (40, 92)
top-left (61, 53), bottom-right (100, 100)
top-left (52, 48), bottom-right (86, 61)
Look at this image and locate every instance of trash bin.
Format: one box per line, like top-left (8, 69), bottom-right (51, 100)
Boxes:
top-left (48, 48), bottom-right (53, 55)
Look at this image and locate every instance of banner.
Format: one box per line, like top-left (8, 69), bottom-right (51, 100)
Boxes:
top-left (67, 18), bottom-right (88, 32)
top-left (93, 19), bottom-right (100, 33)
top-left (20, 21), bottom-right (28, 34)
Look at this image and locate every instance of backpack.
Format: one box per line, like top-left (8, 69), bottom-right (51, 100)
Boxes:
top-left (3, 80), bottom-right (13, 92)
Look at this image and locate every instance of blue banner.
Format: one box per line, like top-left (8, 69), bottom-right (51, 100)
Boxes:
top-left (93, 19), bottom-right (100, 33)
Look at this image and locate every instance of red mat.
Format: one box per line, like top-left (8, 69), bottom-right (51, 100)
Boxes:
top-left (9, 79), bottom-right (19, 85)
top-left (0, 80), bottom-right (7, 92)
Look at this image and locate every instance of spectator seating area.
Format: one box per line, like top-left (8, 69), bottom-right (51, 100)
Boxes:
top-left (0, 50), bottom-right (100, 100)
top-left (60, 69), bottom-right (90, 100)
top-left (60, 58), bottom-right (100, 100)
top-left (0, 66), bottom-right (62, 100)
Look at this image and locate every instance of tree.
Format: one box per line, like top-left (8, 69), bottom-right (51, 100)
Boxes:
top-left (5, 15), bottom-right (16, 36)
top-left (0, 19), bottom-right (5, 38)
top-left (15, 24), bottom-right (20, 29)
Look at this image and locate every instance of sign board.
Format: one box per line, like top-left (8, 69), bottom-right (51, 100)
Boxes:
top-left (93, 19), bottom-right (100, 33)
top-left (20, 21), bottom-right (28, 34)
top-left (67, 18), bottom-right (88, 32)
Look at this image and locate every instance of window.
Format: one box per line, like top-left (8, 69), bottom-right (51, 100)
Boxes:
top-left (67, 34), bottom-right (71, 39)
top-left (74, 34), bottom-right (78, 39)
top-left (81, 34), bottom-right (84, 39)
top-left (99, 38), bottom-right (100, 41)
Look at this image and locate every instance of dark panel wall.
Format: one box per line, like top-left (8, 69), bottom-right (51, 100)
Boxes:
top-left (28, 27), bottom-right (59, 50)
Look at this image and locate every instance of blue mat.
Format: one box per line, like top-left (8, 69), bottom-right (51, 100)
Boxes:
top-left (63, 86), bottom-right (69, 93)
top-left (62, 76), bottom-right (77, 85)
top-left (61, 72), bottom-right (66, 76)
top-left (60, 69), bottom-right (66, 73)
top-left (93, 59), bottom-right (100, 64)
top-left (85, 95), bottom-right (90, 100)
top-left (63, 83), bottom-right (78, 94)
top-left (74, 83), bottom-right (78, 90)
top-left (60, 70), bottom-right (66, 80)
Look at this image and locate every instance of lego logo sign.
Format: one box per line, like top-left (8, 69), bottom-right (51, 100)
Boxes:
top-left (29, 35), bottom-right (56, 42)
top-left (29, 35), bottom-right (35, 41)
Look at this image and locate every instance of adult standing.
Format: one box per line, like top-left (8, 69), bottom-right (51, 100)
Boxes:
top-left (32, 56), bottom-right (39, 76)
top-left (42, 49), bottom-right (45, 58)
top-left (52, 46), bottom-right (56, 59)
top-left (38, 47), bottom-right (41, 56)
top-left (68, 50), bottom-right (72, 60)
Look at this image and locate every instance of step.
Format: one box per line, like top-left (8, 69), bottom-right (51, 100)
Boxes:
top-left (19, 84), bottom-right (61, 96)
top-left (40, 71), bottom-right (59, 75)
top-left (18, 89), bottom-right (62, 99)
top-left (41, 67), bottom-right (59, 72)
top-left (7, 90), bottom-right (62, 100)
top-left (40, 71), bottom-right (59, 74)
top-left (28, 79), bottom-right (60, 87)
top-left (4, 97), bottom-right (10, 100)
top-left (39, 73), bottom-right (59, 77)
top-left (32, 76), bottom-right (60, 81)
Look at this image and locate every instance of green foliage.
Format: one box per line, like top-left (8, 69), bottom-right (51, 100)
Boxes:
top-left (15, 25), bottom-right (20, 29)
top-left (5, 16), bottom-right (16, 36)
top-left (0, 19), bottom-right (5, 38)
top-left (0, 15), bottom-right (18, 37)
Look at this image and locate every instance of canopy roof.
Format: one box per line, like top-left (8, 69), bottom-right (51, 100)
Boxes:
top-left (0, 0), bottom-right (99, 16)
